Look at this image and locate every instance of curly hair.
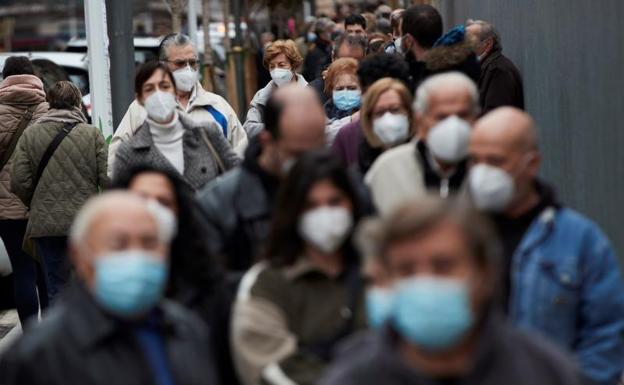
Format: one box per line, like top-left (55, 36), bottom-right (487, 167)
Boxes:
top-left (263, 39), bottom-right (303, 70)
top-left (324, 57), bottom-right (359, 93)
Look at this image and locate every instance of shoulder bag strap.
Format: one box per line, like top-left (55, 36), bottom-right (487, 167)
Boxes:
top-left (0, 105), bottom-right (37, 171)
top-left (198, 128), bottom-right (226, 175)
top-left (33, 123), bottom-right (76, 189)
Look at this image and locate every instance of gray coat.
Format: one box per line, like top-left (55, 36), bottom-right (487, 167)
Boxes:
top-left (113, 113), bottom-right (240, 191)
top-left (319, 316), bottom-right (583, 385)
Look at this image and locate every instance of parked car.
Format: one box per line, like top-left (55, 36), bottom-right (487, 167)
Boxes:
top-left (0, 51), bottom-right (92, 118)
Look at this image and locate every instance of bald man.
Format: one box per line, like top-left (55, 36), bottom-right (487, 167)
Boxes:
top-left (468, 107), bottom-right (624, 385)
top-left (197, 85), bottom-right (327, 271)
top-left (0, 192), bottom-right (219, 385)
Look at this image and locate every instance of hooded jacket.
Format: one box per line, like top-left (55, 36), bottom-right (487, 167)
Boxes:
top-left (0, 75), bottom-right (49, 220)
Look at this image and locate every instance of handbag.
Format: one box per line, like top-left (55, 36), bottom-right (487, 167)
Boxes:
top-left (198, 128), bottom-right (226, 175)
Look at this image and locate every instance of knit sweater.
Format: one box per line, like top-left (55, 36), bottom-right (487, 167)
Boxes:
top-left (147, 113), bottom-right (185, 174)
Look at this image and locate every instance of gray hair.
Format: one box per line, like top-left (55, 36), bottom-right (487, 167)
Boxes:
top-left (159, 33), bottom-right (198, 61)
top-left (466, 19), bottom-right (501, 49)
top-left (69, 192), bottom-right (177, 247)
top-left (333, 34), bottom-right (368, 58)
top-left (413, 72), bottom-right (480, 115)
top-left (356, 196), bottom-right (501, 271)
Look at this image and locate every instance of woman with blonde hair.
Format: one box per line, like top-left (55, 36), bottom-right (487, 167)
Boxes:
top-left (357, 77), bottom-right (414, 173)
top-left (243, 39), bottom-right (307, 137)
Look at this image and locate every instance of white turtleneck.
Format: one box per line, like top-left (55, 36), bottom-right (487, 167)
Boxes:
top-left (147, 112), bottom-right (185, 174)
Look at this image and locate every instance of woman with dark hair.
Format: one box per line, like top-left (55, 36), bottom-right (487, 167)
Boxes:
top-left (113, 61), bottom-right (240, 191)
top-left (111, 164), bottom-right (240, 385)
top-left (231, 150), bottom-right (367, 385)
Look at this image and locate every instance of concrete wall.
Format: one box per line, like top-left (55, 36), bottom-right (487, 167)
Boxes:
top-left (437, 1), bottom-right (624, 256)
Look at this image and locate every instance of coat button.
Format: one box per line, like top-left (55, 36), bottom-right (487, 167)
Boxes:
top-left (340, 307), bottom-right (352, 319)
top-left (201, 167), bottom-right (207, 173)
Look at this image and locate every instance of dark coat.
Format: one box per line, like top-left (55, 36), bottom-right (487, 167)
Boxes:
top-left (0, 285), bottom-right (220, 385)
top-left (308, 76), bottom-right (329, 105)
top-left (196, 138), bottom-right (279, 272)
top-left (478, 47), bottom-right (525, 114)
top-left (319, 315), bottom-right (583, 385)
top-left (114, 113), bottom-right (240, 192)
top-left (302, 41), bottom-right (331, 81)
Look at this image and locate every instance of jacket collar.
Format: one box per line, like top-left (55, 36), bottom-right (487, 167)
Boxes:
top-left (480, 47), bottom-right (503, 71)
top-left (62, 284), bottom-right (176, 351)
top-left (131, 113), bottom-right (198, 150)
top-left (514, 181), bottom-right (560, 257)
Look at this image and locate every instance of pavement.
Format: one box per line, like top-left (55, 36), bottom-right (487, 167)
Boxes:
top-left (0, 310), bottom-right (21, 354)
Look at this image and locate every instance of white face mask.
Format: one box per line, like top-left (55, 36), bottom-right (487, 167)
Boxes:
top-left (172, 66), bottom-right (199, 92)
top-left (372, 112), bottom-right (410, 146)
top-left (426, 115), bottom-right (471, 163)
top-left (144, 90), bottom-right (177, 123)
top-left (468, 164), bottom-right (515, 212)
top-left (271, 68), bottom-right (294, 87)
top-left (299, 206), bottom-right (353, 254)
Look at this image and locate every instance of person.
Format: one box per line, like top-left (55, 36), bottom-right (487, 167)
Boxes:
top-left (323, 58), bottom-right (362, 145)
top-left (383, 9), bottom-right (405, 55)
top-left (231, 151), bottom-right (367, 385)
top-left (0, 56), bottom-right (49, 325)
top-left (302, 18), bottom-right (335, 81)
top-left (367, 32), bottom-right (392, 54)
top-left (109, 33), bottom-right (248, 170)
top-left (197, 86), bottom-right (326, 272)
top-left (255, 32), bottom-right (276, 90)
top-left (365, 72), bottom-right (479, 214)
top-left (344, 14), bottom-right (367, 38)
top-left (466, 19), bottom-right (524, 113)
top-left (244, 39), bottom-right (307, 138)
top-left (112, 165), bottom-right (239, 385)
top-left (319, 197), bottom-right (583, 385)
top-left (375, 4), bottom-right (392, 21)
top-left (467, 107), bottom-right (624, 385)
top-left (356, 78), bottom-right (414, 174)
top-left (332, 53), bottom-right (411, 167)
top-left (361, 13), bottom-right (377, 35)
top-left (11, 81), bottom-right (108, 303)
top-left (308, 34), bottom-right (367, 105)
top-left (422, 24), bottom-right (481, 84)
top-left (113, 61), bottom-right (239, 191)
top-left (400, 4), bottom-right (443, 90)
top-left (0, 192), bottom-right (220, 385)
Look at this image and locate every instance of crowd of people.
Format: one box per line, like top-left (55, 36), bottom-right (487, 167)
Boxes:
top-left (0, 3), bottom-right (623, 385)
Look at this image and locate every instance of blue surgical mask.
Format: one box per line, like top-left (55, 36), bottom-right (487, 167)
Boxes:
top-left (333, 89), bottom-right (361, 111)
top-left (391, 277), bottom-right (474, 351)
top-left (366, 287), bottom-right (395, 329)
top-left (307, 32), bottom-right (317, 42)
top-left (94, 250), bottom-right (168, 318)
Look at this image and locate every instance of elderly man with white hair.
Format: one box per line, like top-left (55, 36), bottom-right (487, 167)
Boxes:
top-left (0, 192), bottom-right (220, 385)
top-left (365, 72), bottom-right (480, 214)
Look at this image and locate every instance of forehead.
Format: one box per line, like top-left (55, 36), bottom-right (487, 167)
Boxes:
top-left (470, 124), bottom-right (522, 155)
top-left (335, 73), bottom-right (358, 85)
top-left (375, 89), bottom-right (402, 106)
top-left (427, 87), bottom-right (472, 112)
top-left (166, 44), bottom-right (196, 59)
top-left (337, 44), bottom-right (365, 58)
top-left (347, 24), bottom-right (364, 30)
top-left (145, 69), bottom-right (171, 85)
top-left (385, 221), bottom-right (472, 262)
top-left (269, 53), bottom-right (289, 64)
top-left (87, 205), bottom-right (158, 240)
top-left (465, 24), bottom-right (482, 36)
top-left (280, 103), bottom-right (325, 141)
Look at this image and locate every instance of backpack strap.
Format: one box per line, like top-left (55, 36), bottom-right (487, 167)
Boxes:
top-left (0, 105), bottom-right (36, 171)
top-left (204, 105), bottom-right (228, 138)
top-left (33, 123), bottom-right (76, 190)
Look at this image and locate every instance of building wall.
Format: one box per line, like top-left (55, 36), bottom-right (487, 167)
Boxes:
top-left (437, 1), bottom-right (624, 257)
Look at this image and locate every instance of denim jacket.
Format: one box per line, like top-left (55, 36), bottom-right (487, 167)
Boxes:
top-left (509, 206), bottom-right (624, 385)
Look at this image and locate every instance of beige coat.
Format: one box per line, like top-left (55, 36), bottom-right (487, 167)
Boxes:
top-left (108, 83), bottom-right (248, 173)
top-left (0, 75), bottom-right (49, 220)
top-left (364, 140), bottom-right (427, 215)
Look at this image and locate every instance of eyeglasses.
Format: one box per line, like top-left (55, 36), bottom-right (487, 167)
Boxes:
top-left (165, 59), bottom-right (199, 69)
